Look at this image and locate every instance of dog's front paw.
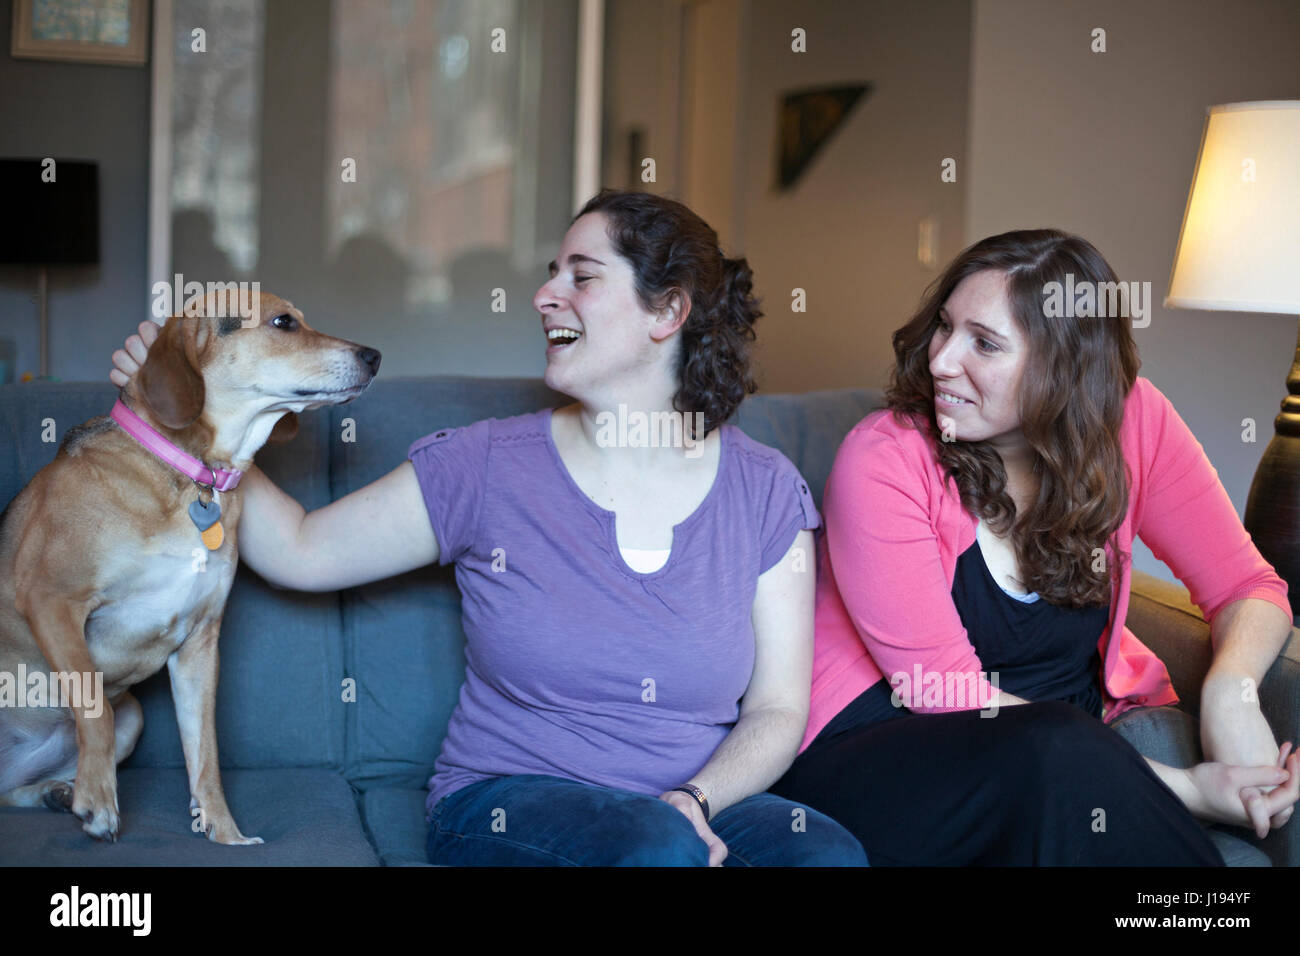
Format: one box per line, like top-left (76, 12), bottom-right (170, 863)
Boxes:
top-left (212, 827), bottom-right (264, 846)
top-left (72, 782), bottom-right (121, 842)
top-left (190, 802), bottom-right (263, 845)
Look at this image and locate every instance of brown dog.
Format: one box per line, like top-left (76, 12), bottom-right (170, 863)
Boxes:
top-left (0, 290), bottom-right (379, 843)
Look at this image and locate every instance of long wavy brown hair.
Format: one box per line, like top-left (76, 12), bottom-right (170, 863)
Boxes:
top-left (885, 229), bottom-right (1140, 606)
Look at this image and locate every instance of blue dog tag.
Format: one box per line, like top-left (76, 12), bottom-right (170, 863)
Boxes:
top-left (188, 498), bottom-right (222, 532)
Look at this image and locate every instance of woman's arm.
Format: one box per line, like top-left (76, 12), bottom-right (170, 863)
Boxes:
top-left (1197, 598), bottom-right (1296, 829)
top-left (659, 529), bottom-right (815, 865)
top-left (111, 321), bottom-right (439, 591)
top-left (823, 423), bottom-right (1007, 712)
top-left (1130, 382), bottom-right (1294, 803)
top-left (1199, 597), bottom-right (1292, 767)
top-left (691, 529), bottom-right (816, 807)
top-left (238, 461), bottom-right (438, 591)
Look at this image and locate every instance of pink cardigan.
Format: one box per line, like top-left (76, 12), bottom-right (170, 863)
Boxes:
top-left (802, 376), bottom-right (1292, 753)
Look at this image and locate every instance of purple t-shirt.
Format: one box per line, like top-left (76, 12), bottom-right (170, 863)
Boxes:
top-left (407, 408), bottom-right (820, 816)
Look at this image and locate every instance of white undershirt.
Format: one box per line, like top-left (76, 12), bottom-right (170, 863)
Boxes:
top-left (619, 547), bottom-right (672, 574)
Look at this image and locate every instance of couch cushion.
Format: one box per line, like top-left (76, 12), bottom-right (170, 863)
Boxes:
top-left (0, 768), bottom-right (377, 865)
top-left (120, 569), bottom-right (349, 771)
top-left (1109, 704), bottom-right (1202, 768)
top-left (734, 388), bottom-right (884, 509)
top-left (360, 786), bottom-right (435, 866)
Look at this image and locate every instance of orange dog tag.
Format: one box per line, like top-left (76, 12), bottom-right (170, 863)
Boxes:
top-left (189, 494), bottom-right (224, 550)
top-left (201, 522), bottom-right (224, 550)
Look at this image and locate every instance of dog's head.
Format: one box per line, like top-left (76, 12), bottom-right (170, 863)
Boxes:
top-left (134, 290), bottom-right (380, 445)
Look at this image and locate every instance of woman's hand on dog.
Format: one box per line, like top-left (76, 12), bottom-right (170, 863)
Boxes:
top-left (109, 320), bottom-right (160, 387)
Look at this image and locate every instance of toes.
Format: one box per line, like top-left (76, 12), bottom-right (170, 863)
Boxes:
top-left (81, 807), bottom-right (120, 842)
top-left (73, 787), bottom-right (121, 842)
top-left (223, 834), bottom-right (264, 846)
top-left (203, 820), bottom-right (263, 845)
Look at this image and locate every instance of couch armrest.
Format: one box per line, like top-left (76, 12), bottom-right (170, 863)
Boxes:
top-left (1128, 568), bottom-right (1300, 866)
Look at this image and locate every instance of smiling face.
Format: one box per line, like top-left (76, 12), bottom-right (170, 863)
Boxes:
top-left (533, 212), bottom-right (675, 401)
top-left (928, 269), bottom-right (1033, 459)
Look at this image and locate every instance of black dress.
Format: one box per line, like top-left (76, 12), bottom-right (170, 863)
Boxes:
top-left (770, 535), bottom-right (1224, 866)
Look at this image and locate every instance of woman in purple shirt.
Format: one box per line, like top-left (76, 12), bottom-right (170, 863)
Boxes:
top-left (111, 190), bottom-right (866, 867)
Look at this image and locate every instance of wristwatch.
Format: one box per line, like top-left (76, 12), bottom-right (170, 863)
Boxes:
top-left (672, 784), bottom-right (710, 822)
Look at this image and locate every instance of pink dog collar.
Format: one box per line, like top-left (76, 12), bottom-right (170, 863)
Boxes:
top-left (110, 398), bottom-right (243, 491)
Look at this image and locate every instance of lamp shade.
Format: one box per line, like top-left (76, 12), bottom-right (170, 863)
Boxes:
top-left (1166, 101), bottom-right (1300, 315)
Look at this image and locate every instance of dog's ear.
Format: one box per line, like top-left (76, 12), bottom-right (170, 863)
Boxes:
top-left (137, 316), bottom-right (205, 430)
top-left (268, 411), bottom-right (299, 444)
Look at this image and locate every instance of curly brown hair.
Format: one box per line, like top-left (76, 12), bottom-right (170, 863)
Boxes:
top-left (575, 189), bottom-right (762, 437)
top-left (886, 229), bottom-right (1141, 606)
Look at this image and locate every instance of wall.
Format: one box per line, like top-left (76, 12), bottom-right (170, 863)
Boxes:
top-left (966, 0), bottom-right (1300, 585)
top-left (729, 0), bottom-right (972, 394)
top-left (600, 0), bottom-right (684, 199)
top-left (0, 0), bottom-right (151, 384)
top-left (601, 0), bottom-right (972, 397)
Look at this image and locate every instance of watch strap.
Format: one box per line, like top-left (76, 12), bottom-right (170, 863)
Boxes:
top-left (672, 784), bottom-right (710, 822)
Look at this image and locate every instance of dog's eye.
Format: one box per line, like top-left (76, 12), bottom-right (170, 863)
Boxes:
top-left (271, 314), bottom-right (298, 331)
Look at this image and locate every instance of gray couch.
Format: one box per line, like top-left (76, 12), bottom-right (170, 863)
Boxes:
top-left (1, 378), bottom-right (1296, 866)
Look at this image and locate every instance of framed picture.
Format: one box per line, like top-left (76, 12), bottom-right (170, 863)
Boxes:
top-left (11, 0), bottom-right (149, 66)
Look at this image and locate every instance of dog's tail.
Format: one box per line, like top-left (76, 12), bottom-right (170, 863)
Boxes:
top-left (0, 715), bottom-right (76, 799)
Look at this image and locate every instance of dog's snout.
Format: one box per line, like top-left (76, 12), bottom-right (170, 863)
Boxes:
top-left (356, 347), bottom-right (381, 377)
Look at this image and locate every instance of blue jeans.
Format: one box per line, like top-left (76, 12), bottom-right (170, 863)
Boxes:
top-left (426, 773), bottom-right (869, 866)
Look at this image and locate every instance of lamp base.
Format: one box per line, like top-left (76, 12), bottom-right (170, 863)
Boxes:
top-left (1245, 437), bottom-right (1300, 626)
top-left (1243, 317), bottom-right (1300, 625)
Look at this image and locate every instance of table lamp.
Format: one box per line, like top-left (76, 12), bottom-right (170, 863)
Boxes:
top-left (1166, 101), bottom-right (1300, 618)
top-left (0, 158), bottom-right (100, 380)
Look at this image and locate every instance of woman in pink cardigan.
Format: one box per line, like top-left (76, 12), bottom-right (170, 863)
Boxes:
top-left (771, 229), bottom-right (1300, 864)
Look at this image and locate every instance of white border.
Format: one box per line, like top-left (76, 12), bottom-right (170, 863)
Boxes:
top-left (146, 0), bottom-right (173, 316)
top-left (572, 0), bottom-right (604, 213)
